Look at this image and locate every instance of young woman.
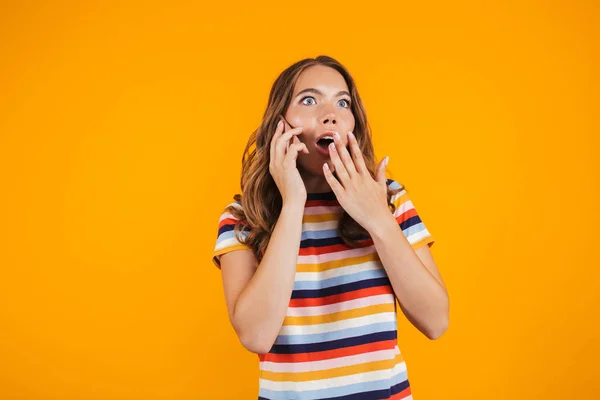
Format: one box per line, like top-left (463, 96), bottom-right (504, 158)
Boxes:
top-left (212, 55), bottom-right (449, 399)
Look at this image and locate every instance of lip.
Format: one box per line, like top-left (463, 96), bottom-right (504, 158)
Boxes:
top-left (314, 141), bottom-right (331, 157)
top-left (315, 130), bottom-right (339, 143)
top-left (314, 130), bottom-right (337, 157)
top-left (314, 130), bottom-right (344, 157)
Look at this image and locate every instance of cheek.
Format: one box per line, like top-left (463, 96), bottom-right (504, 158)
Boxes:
top-left (285, 107), bottom-right (317, 129)
top-left (345, 113), bottom-right (356, 132)
top-left (287, 114), bottom-right (311, 129)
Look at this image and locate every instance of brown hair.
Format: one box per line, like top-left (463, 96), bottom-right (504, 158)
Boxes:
top-left (227, 55), bottom-right (404, 263)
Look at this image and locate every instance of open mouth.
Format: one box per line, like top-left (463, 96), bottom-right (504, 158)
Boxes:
top-left (317, 137), bottom-right (334, 149)
top-left (315, 136), bottom-right (335, 156)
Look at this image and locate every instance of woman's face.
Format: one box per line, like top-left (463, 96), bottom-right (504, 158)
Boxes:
top-left (283, 65), bottom-right (355, 175)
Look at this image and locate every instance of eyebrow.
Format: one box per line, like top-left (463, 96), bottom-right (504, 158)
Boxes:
top-left (295, 88), bottom-right (351, 98)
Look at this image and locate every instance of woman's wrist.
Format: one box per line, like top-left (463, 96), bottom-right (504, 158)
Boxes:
top-left (281, 200), bottom-right (306, 215)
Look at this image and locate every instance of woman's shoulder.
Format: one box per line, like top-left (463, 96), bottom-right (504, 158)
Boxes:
top-left (386, 178), bottom-right (405, 191)
top-left (386, 178), bottom-right (407, 203)
top-left (220, 194), bottom-right (244, 213)
top-left (216, 197), bottom-right (244, 225)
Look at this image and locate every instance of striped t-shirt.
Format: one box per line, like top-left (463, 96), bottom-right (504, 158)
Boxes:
top-left (212, 178), bottom-right (435, 400)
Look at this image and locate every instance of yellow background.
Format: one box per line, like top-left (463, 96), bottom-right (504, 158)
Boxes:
top-left (1, 1), bottom-right (598, 399)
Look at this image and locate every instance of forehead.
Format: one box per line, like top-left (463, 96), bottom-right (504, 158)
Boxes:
top-left (294, 65), bottom-right (349, 94)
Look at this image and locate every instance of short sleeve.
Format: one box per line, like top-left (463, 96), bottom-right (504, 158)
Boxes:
top-left (387, 179), bottom-right (435, 250)
top-left (212, 202), bottom-right (252, 269)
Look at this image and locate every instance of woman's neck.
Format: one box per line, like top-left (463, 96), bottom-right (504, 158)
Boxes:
top-left (299, 167), bottom-right (334, 194)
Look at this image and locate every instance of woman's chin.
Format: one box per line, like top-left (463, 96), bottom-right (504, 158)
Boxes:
top-left (298, 159), bottom-right (337, 178)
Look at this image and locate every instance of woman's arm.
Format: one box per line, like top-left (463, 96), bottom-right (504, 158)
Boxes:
top-left (220, 202), bottom-right (304, 354)
top-left (368, 216), bottom-right (449, 340)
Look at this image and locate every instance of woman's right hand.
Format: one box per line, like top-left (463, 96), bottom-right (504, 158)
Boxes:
top-left (269, 117), bottom-right (309, 207)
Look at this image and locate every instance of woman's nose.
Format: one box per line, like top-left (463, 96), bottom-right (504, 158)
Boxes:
top-left (321, 112), bottom-right (337, 125)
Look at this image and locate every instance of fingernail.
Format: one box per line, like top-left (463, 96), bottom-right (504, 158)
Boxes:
top-left (333, 132), bottom-right (340, 140)
top-left (329, 142), bottom-right (336, 151)
top-left (348, 131), bottom-right (354, 140)
top-left (385, 156), bottom-right (389, 166)
top-left (277, 120), bottom-right (283, 127)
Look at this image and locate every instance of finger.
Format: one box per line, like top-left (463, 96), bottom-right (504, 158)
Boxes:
top-left (333, 132), bottom-right (357, 177)
top-left (284, 143), bottom-right (308, 165)
top-left (347, 131), bottom-right (367, 175)
top-left (288, 135), bottom-right (298, 155)
top-left (270, 119), bottom-right (285, 163)
top-left (292, 135), bottom-right (309, 154)
top-left (282, 116), bottom-right (295, 155)
top-left (276, 127), bottom-right (304, 160)
top-left (323, 162), bottom-right (344, 196)
top-left (297, 137), bottom-right (310, 154)
top-left (284, 118), bottom-right (290, 154)
top-left (376, 156), bottom-right (388, 185)
top-left (328, 142), bottom-right (351, 187)
top-left (279, 126), bottom-right (303, 142)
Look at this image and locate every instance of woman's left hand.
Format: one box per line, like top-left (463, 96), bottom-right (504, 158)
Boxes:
top-left (323, 131), bottom-right (393, 233)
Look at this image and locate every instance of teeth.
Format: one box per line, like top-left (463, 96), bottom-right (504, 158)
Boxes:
top-left (320, 135), bottom-right (334, 140)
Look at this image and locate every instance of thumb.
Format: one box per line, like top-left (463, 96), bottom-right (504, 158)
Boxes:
top-left (376, 156), bottom-right (388, 185)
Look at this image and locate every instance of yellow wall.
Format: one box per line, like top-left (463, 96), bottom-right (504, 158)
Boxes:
top-left (1, 1), bottom-right (598, 399)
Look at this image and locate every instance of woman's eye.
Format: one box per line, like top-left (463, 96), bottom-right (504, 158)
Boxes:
top-left (339, 99), bottom-right (351, 108)
top-left (300, 96), bottom-right (351, 108)
top-left (301, 96), bottom-right (316, 105)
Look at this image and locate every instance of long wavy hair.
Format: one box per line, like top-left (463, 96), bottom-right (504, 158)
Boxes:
top-left (227, 55), bottom-right (405, 264)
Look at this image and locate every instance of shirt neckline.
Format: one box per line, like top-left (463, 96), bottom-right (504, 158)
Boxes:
top-left (306, 190), bottom-right (336, 201)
